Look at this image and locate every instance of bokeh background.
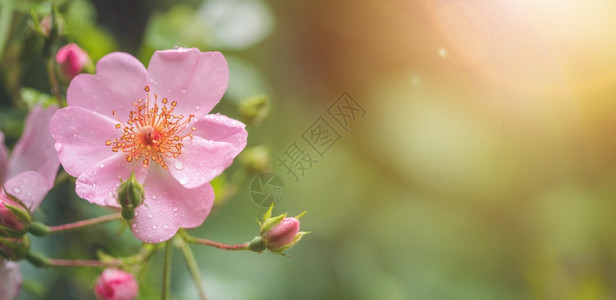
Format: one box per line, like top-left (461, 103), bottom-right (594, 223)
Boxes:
top-left (3, 0), bottom-right (616, 299)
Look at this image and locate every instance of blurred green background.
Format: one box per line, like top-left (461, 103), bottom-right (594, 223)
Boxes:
top-left (3, 0), bottom-right (616, 299)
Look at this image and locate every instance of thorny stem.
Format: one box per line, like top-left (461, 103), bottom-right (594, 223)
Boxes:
top-left (175, 234), bottom-right (208, 300)
top-left (162, 241), bottom-right (172, 300)
top-left (182, 234), bottom-right (249, 251)
top-left (47, 213), bottom-right (122, 234)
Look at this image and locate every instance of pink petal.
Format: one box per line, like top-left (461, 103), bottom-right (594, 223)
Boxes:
top-left (50, 107), bottom-right (122, 177)
top-left (147, 49), bottom-right (228, 119)
top-left (67, 52), bottom-right (148, 119)
top-left (131, 167), bottom-right (214, 243)
top-left (166, 135), bottom-right (243, 189)
top-left (0, 133), bottom-right (8, 185)
top-left (0, 260), bottom-right (21, 300)
top-left (75, 154), bottom-right (148, 207)
top-left (192, 113), bottom-right (247, 157)
top-left (3, 171), bottom-right (50, 211)
top-left (8, 105), bottom-right (59, 186)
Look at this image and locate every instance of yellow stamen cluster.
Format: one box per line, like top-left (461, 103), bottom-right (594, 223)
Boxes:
top-left (106, 86), bottom-right (195, 169)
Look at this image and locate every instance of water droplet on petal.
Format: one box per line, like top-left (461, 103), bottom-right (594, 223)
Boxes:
top-left (148, 214), bottom-right (152, 218)
top-left (164, 225), bottom-right (169, 230)
top-left (54, 142), bottom-right (63, 151)
top-left (173, 207), bottom-right (178, 212)
top-left (152, 225), bottom-right (157, 229)
top-left (195, 105), bottom-right (200, 111)
top-left (12, 187), bottom-right (21, 194)
top-left (181, 88), bottom-right (186, 94)
top-left (100, 164), bottom-right (105, 168)
top-left (174, 160), bottom-right (184, 170)
top-left (152, 195), bottom-right (157, 200)
top-left (179, 177), bottom-right (189, 184)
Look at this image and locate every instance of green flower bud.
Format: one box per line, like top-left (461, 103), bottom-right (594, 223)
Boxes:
top-left (117, 173), bottom-right (144, 221)
top-left (0, 235), bottom-right (30, 261)
top-left (239, 95), bottom-right (269, 125)
top-left (240, 146), bottom-right (271, 175)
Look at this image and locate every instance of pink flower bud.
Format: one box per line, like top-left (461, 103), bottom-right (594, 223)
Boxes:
top-left (0, 202), bottom-right (25, 233)
top-left (40, 15), bottom-right (52, 36)
top-left (55, 43), bottom-right (90, 80)
top-left (0, 192), bottom-right (31, 238)
top-left (264, 217), bottom-right (300, 250)
top-left (94, 269), bottom-right (138, 300)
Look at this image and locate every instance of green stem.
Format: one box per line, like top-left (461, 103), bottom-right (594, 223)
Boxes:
top-left (0, 1), bottom-right (13, 59)
top-left (46, 58), bottom-right (63, 107)
top-left (162, 241), bottom-right (172, 300)
top-left (46, 213), bottom-right (122, 234)
top-left (48, 258), bottom-right (120, 267)
top-left (53, 170), bottom-right (71, 187)
top-left (177, 237), bottom-right (208, 300)
top-left (26, 251), bottom-right (121, 268)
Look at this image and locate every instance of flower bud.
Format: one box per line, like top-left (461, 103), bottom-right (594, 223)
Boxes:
top-left (0, 236), bottom-right (30, 261)
top-left (116, 173), bottom-right (144, 221)
top-left (0, 193), bottom-right (31, 238)
top-left (94, 269), bottom-right (139, 300)
top-left (238, 95), bottom-right (269, 125)
top-left (39, 15), bottom-right (53, 36)
top-left (263, 217), bottom-right (300, 250)
top-left (55, 43), bottom-right (90, 80)
top-left (252, 205), bottom-right (308, 254)
top-left (240, 146), bottom-right (271, 175)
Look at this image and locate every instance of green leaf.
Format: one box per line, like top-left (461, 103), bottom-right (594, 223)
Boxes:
top-left (20, 88), bottom-right (57, 108)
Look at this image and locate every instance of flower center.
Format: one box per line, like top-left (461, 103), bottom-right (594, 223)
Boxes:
top-left (106, 85), bottom-right (195, 169)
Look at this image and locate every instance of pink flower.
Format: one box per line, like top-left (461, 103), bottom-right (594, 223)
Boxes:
top-left (56, 43), bottom-right (90, 80)
top-left (94, 269), bottom-right (138, 300)
top-left (0, 105), bottom-right (59, 215)
top-left (0, 105), bottom-right (59, 299)
top-left (0, 259), bottom-right (21, 299)
top-left (49, 48), bottom-right (247, 243)
top-left (264, 217), bottom-right (300, 250)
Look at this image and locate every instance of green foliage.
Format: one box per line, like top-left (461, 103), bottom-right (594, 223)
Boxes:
top-left (20, 87), bottom-right (56, 108)
top-left (62, 0), bottom-right (117, 60)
